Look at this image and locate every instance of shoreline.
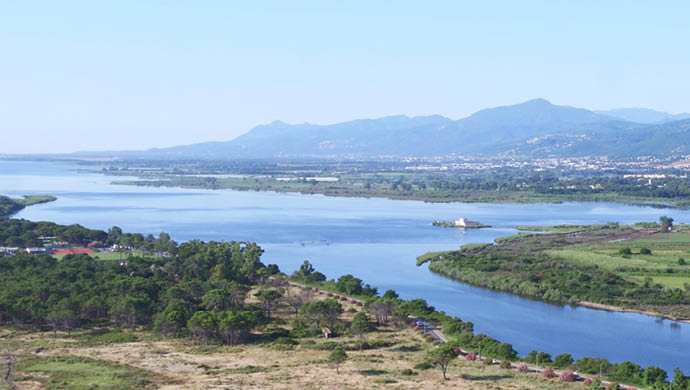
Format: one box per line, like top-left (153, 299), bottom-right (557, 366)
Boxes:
top-left (575, 301), bottom-right (690, 324)
top-left (109, 179), bottom-right (686, 209)
top-left (428, 265), bottom-right (690, 326)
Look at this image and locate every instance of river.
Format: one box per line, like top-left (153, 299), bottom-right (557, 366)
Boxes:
top-left (1, 160), bottom-right (688, 372)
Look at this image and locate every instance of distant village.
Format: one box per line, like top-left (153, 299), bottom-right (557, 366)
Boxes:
top-left (0, 236), bottom-right (168, 258)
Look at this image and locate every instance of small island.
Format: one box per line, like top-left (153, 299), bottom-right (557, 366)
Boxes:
top-left (433, 217), bottom-right (491, 229)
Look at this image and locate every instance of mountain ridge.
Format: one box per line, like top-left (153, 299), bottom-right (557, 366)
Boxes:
top-left (57, 99), bottom-right (690, 159)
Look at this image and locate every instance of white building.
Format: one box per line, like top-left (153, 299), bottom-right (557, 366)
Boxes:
top-left (455, 217), bottom-right (481, 227)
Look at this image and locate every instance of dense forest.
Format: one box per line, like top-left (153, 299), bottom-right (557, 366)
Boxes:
top-left (0, 218), bottom-right (176, 252)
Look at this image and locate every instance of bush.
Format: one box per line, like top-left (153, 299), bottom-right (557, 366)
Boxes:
top-left (499, 360), bottom-right (511, 369)
top-left (679, 258), bottom-right (686, 265)
top-left (464, 352), bottom-right (477, 361)
top-left (618, 248), bottom-right (632, 255)
top-left (639, 248), bottom-right (652, 255)
top-left (269, 343), bottom-right (294, 351)
top-left (589, 378), bottom-right (604, 390)
top-left (413, 361), bottom-right (432, 370)
top-left (483, 357), bottom-right (493, 365)
top-left (559, 370), bottom-right (575, 382)
top-left (517, 363), bottom-right (529, 373)
top-left (575, 357), bottom-right (610, 375)
top-left (542, 368), bottom-right (556, 378)
top-left (273, 337), bottom-right (298, 345)
top-left (400, 368), bottom-right (416, 376)
top-left (289, 318), bottom-right (321, 338)
top-left (554, 353), bottom-right (574, 368)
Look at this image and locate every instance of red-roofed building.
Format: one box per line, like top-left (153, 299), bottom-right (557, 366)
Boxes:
top-left (52, 249), bottom-right (94, 255)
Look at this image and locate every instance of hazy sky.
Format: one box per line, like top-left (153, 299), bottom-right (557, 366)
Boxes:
top-left (2, 1), bottom-right (689, 154)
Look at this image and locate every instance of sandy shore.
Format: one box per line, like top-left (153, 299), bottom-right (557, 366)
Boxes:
top-left (576, 301), bottom-right (690, 324)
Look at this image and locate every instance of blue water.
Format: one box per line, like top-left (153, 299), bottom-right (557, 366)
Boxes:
top-left (1, 160), bottom-right (688, 372)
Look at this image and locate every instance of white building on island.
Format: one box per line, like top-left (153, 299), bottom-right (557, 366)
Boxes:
top-left (455, 217), bottom-right (481, 227)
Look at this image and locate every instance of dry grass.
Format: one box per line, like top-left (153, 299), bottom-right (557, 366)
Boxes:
top-left (3, 326), bottom-right (589, 390)
top-left (2, 285), bottom-right (587, 389)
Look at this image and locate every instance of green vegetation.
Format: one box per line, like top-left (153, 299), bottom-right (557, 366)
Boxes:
top-left (102, 158), bottom-right (690, 208)
top-left (0, 195), bottom-right (56, 219)
top-left (416, 251), bottom-right (450, 266)
top-left (14, 195), bottom-right (58, 206)
top-left (424, 223), bottom-right (690, 319)
top-left (328, 347), bottom-right (347, 374)
top-left (459, 243), bottom-right (493, 252)
top-left (1, 219), bottom-right (686, 388)
top-left (15, 356), bottom-right (160, 389)
top-left (426, 342), bottom-right (458, 380)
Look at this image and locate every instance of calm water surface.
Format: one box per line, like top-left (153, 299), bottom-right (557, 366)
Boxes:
top-left (1, 160), bottom-right (688, 372)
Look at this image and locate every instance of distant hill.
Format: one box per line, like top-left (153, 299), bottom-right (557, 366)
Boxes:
top-left (597, 108), bottom-right (690, 124)
top-left (63, 99), bottom-right (690, 159)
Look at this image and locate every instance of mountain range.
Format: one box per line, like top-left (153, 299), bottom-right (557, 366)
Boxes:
top-left (76, 99), bottom-right (690, 160)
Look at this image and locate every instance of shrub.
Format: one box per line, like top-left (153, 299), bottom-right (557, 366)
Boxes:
top-left (274, 337), bottom-right (298, 345)
top-left (483, 357), bottom-right (493, 365)
top-left (554, 353), bottom-right (574, 368)
top-left (269, 343), bottom-right (294, 351)
top-left (639, 248), bottom-right (652, 255)
top-left (465, 352), bottom-right (477, 361)
top-left (400, 368), bottom-right (416, 376)
top-left (542, 368), bottom-right (556, 378)
top-left (559, 370), bottom-right (575, 382)
top-left (517, 363), bottom-right (529, 373)
top-left (618, 248), bottom-right (632, 255)
top-left (679, 258), bottom-right (686, 265)
top-left (413, 361), bottom-right (432, 370)
top-left (589, 378), bottom-right (604, 390)
top-left (499, 360), bottom-right (511, 369)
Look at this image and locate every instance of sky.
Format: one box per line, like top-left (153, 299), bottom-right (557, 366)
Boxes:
top-left (1, 1), bottom-right (689, 154)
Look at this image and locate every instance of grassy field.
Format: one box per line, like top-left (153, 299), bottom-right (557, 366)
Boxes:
top-left (13, 195), bottom-right (58, 206)
top-left (546, 231), bottom-right (690, 288)
top-left (15, 356), bottom-right (159, 390)
top-left (650, 275), bottom-right (690, 289)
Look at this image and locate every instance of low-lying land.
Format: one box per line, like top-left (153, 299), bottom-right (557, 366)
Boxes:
top-left (0, 195), bottom-right (56, 219)
top-left (97, 159), bottom-right (690, 208)
top-left (422, 221), bottom-right (690, 320)
top-left (110, 173), bottom-right (690, 207)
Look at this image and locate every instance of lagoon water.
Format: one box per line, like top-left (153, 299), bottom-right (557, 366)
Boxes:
top-left (1, 160), bottom-right (689, 372)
